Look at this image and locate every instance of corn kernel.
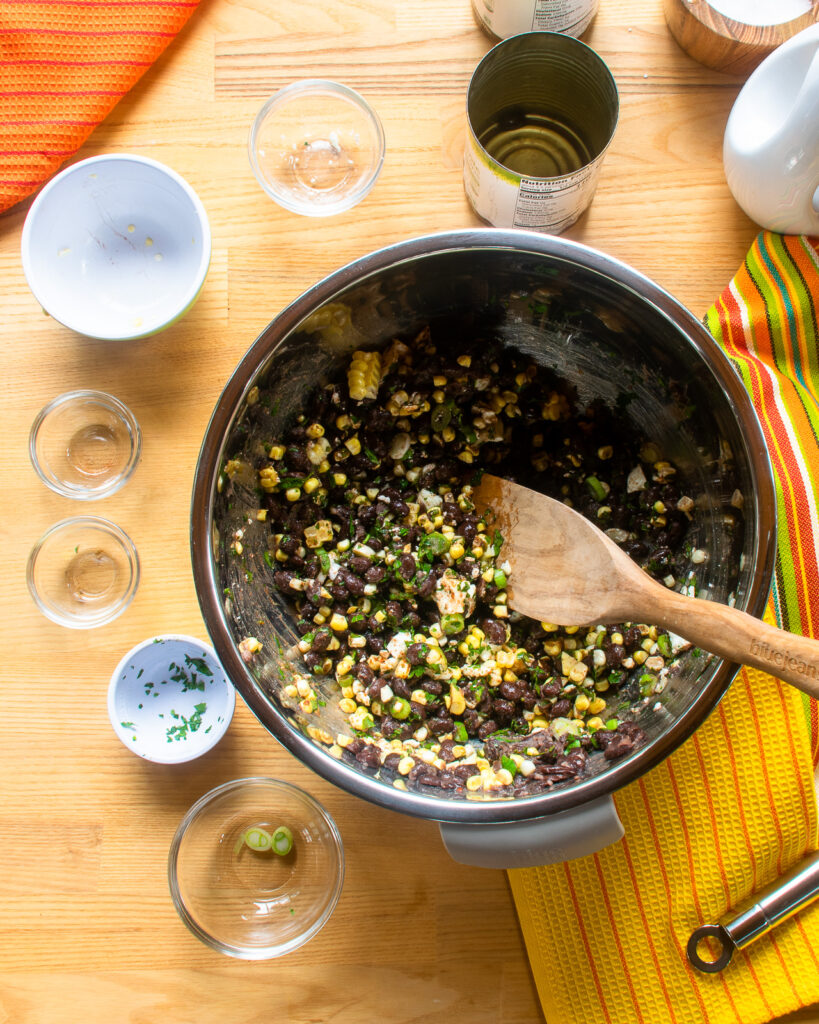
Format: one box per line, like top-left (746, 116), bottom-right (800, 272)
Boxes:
top-left (268, 444), bottom-right (285, 460)
top-left (466, 774), bottom-right (484, 791)
top-left (345, 436), bottom-right (362, 456)
top-left (303, 476), bottom-right (320, 494)
top-left (397, 756), bottom-right (415, 776)
top-left (449, 683), bottom-right (466, 715)
top-left (285, 487), bottom-right (301, 502)
top-left (457, 354), bottom-right (472, 368)
top-left (574, 694), bottom-right (590, 713)
top-left (339, 697), bottom-right (357, 714)
top-left (589, 696), bottom-right (607, 715)
top-left (587, 717), bottom-right (605, 731)
top-left (329, 613), bottom-right (348, 632)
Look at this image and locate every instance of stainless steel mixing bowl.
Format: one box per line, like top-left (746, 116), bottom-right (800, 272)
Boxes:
top-left (191, 230), bottom-right (775, 867)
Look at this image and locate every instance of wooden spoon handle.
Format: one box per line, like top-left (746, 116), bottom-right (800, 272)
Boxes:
top-left (648, 585), bottom-right (819, 699)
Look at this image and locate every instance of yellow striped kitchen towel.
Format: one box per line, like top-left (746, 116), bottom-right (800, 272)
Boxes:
top-left (510, 233), bottom-right (819, 1024)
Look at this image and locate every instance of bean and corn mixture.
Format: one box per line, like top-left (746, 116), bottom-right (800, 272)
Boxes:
top-left (229, 328), bottom-right (698, 798)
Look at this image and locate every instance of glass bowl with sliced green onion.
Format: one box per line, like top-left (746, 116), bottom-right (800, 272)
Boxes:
top-left (168, 777), bottom-right (344, 959)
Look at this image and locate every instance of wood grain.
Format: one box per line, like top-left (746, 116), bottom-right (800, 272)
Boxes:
top-left (0, 0), bottom-right (813, 1021)
top-left (664, 0), bottom-right (819, 75)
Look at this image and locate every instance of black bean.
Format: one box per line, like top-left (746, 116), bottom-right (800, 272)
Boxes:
top-left (398, 553), bottom-right (416, 580)
top-left (354, 662), bottom-right (375, 685)
top-left (477, 720), bottom-right (498, 740)
top-left (421, 679), bottom-right (443, 696)
top-left (355, 745), bottom-right (382, 769)
top-left (492, 699), bottom-right (515, 724)
top-left (392, 677), bottom-right (412, 699)
top-left (604, 643), bottom-right (626, 669)
top-left (499, 679), bottom-right (523, 701)
top-left (365, 564), bottom-right (387, 584)
top-left (406, 643), bottom-right (426, 665)
top-left (311, 629), bottom-right (331, 653)
top-left (438, 739), bottom-right (457, 762)
top-left (383, 752), bottom-right (402, 771)
top-left (428, 714), bottom-right (454, 736)
top-left (348, 556), bottom-right (371, 575)
top-left (481, 618), bottom-right (508, 646)
top-left (548, 699), bottom-right (572, 720)
top-left (273, 570), bottom-right (293, 590)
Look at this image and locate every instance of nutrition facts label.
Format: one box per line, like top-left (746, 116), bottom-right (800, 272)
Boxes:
top-left (472, 0), bottom-right (598, 38)
top-left (513, 169), bottom-right (593, 231)
top-left (464, 128), bottom-right (605, 233)
top-left (531, 0), bottom-right (597, 35)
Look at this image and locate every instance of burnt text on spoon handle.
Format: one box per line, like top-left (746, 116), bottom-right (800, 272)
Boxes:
top-left (641, 582), bottom-right (819, 699)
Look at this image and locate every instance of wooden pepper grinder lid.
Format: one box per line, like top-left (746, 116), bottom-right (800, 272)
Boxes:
top-left (664, 0), bottom-right (819, 75)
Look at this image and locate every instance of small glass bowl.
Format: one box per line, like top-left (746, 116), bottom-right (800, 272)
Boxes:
top-left (168, 777), bottom-right (344, 959)
top-left (249, 79), bottom-right (385, 217)
top-left (27, 516), bottom-right (140, 628)
top-left (30, 390), bottom-right (141, 499)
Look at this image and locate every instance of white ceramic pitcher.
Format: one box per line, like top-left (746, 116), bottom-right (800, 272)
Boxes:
top-left (723, 23), bottom-right (819, 235)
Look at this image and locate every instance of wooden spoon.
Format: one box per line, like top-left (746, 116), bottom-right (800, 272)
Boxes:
top-left (474, 474), bottom-right (819, 699)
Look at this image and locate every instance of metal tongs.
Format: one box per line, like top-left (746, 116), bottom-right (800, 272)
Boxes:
top-left (687, 851), bottom-right (819, 972)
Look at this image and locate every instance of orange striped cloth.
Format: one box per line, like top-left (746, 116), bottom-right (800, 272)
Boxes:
top-left (0, 0), bottom-right (202, 214)
top-left (511, 233), bottom-right (819, 1024)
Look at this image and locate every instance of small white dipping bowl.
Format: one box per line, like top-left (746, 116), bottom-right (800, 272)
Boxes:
top-left (109, 635), bottom-right (235, 764)
top-left (21, 154), bottom-right (211, 341)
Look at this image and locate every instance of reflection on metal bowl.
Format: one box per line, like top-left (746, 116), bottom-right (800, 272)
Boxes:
top-left (191, 230), bottom-right (775, 867)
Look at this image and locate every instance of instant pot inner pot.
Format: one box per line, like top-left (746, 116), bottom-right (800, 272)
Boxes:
top-left (207, 245), bottom-right (764, 812)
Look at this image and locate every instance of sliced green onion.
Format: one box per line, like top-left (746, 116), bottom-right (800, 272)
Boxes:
top-left (317, 548), bottom-right (331, 574)
top-left (605, 718), bottom-right (619, 730)
top-left (242, 826), bottom-right (272, 852)
top-left (493, 569), bottom-right (507, 590)
top-left (263, 550), bottom-right (275, 568)
top-left (271, 825), bottom-right (294, 856)
top-left (454, 721), bottom-right (468, 743)
top-left (390, 696), bottom-right (411, 720)
top-left (585, 475), bottom-right (607, 502)
top-left (656, 633), bottom-right (672, 658)
top-left (441, 613), bottom-right (465, 635)
top-left (501, 755), bottom-right (518, 777)
top-left (419, 531), bottom-right (451, 558)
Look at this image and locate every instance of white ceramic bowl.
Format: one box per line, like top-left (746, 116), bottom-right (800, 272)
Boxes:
top-left (21, 154), bottom-right (212, 340)
top-left (108, 635), bottom-right (235, 763)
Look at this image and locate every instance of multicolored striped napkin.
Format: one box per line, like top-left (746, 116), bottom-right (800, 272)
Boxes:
top-left (511, 233), bottom-right (819, 1024)
top-left (0, 0), bottom-right (202, 214)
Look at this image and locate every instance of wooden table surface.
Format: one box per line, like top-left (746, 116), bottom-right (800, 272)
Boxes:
top-left (1, 1), bottom-right (816, 1022)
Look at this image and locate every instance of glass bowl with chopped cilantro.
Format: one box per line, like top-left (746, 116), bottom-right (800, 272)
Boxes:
top-left (108, 635), bottom-right (235, 763)
top-left (168, 777), bottom-right (343, 958)
top-left (192, 232), bottom-right (775, 863)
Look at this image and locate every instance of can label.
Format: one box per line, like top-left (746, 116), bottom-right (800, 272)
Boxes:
top-left (464, 127), bottom-right (603, 233)
top-left (473, 0), bottom-right (598, 39)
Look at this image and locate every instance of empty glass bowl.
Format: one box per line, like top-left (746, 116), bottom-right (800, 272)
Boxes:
top-left (249, 80), bottom-right (385, 216)
top-left (168, 777), bottom-right (344, 959)
top-left (27, 516), bottom-right (140, 628)
top-left (30, 390), bottom-right (141, 499)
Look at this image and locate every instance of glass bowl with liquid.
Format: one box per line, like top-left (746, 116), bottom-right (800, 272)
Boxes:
top-left (27, 516), bottom-right (140, 628)
top-left (168, 777), bottom-right (344, 959)
top-left (29, 390), bottom-right (141, 500)
top-left (249, 80), bottom-right (385, 217)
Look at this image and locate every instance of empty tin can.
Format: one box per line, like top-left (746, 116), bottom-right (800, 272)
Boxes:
top-left (463, 32), bottom-right (618, 233)
top-left (473, 0), bottom-right (599, 40)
